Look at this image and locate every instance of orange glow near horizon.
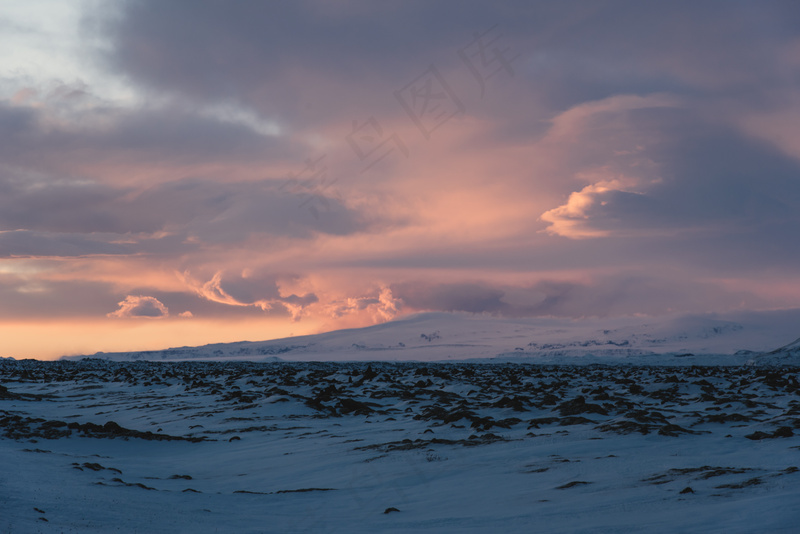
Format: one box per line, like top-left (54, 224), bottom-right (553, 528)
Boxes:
top-left (0, 317), bottom-right (325, 361)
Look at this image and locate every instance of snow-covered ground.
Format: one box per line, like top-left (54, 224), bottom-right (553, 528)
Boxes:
top-left (59, 309), bottom-right (800, 365)
top-left (2, 359), bottom-right (799, 533)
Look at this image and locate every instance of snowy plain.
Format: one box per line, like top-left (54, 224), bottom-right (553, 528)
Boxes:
top-left (2, 310), bottom-right (800, 532)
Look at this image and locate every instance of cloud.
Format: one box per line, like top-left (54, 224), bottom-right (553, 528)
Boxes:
top-left (94, 1), bottom-right (538, 126)
top-left (93, 1), bottom-right (800, 127)
top-left (325, 286), bottom-right (400, 322)
top-left (0, 168), bottom-right (374, 258)
top-left (0, 230), bottom-right (133, 258)
top-left (391, 274), bottom-right (773, 319)
top-left (4, 1), bottom-right (800, 359)
top-left (0, 274), bottom-right (117, 319)
top-left (180, 270), bottom-right (318, 319)
top-left (535, 91), bottom-right (800, 247)
top-left (541, 179), bottom-right (636, 239)
top-left (0, 84), bottom-right (307, 192)
top-left (107, 295), bottom-right (169, 318)
top-left (392, 282), bottom-right (508, 314)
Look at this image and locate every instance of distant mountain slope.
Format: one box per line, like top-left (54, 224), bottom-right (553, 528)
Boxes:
top-left (61, 309), bottom-right (800, 365)
top-left (750, 336), bottom-right (800, 366)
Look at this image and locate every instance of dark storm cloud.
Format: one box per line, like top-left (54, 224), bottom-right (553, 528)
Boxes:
top-left (0, 275), bottom-right (119, 319)
top-left (0, 101), bottom-right (36, 132)
top-left (96, 1), bottom-right (543, 122)
top-left (136, 178), bottom-right (369, 242)
top-left (536, 102), bottom-right (800, 276)
top-left (572, 110), bottom-right (800, 232)
top-left (0, 97), bottom-right (298, 177)
top-left (0, 169), bottom-right (132, 234)
top-left (521, 1), bottom-right (800, 108)
top-left (391, 281), bottom-right (509, 314)
top-left (392, 276), bottom-right (769, 319)
top-left (96, 1), bottom-right (800, 116)
top-left (0, 169), bottom-right (371, 257)
top-left (0, 230), bottom-right (132, 258)
top-left (507, 278), bottom-right (760, 318)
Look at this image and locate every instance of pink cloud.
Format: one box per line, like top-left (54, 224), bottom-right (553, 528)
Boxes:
top-left (107, 295), bottom-right (169, 319)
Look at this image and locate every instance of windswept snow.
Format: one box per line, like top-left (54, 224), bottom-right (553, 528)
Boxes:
top-left (63, 308), bottom-right (800, 365)
top-left (751, 337), bottom-right (800, 366)
top-left (2, 359), bottom-right (799, 532)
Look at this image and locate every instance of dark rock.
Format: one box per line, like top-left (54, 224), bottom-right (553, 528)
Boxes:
top-left (597, 420), bottom-right (654, 435)
top-left (716, 477), bottom-right (762, 489)
top-left (337, 398), bottom-right (376, 416)
top-left (557, 396), bottom-right (608, 417)
top-left (82, 462), bottom-right (105, 471)
top-left (555, 481), bottom-right (591, 490)
top-left (558, 416), bottom-right (595, 426)
top-left (540, 394), bottom-right (560, 406)
top-left (658, 424), bottom-right (700, 437)
top-left (745, 431), bottom-right (772, 440)
top-left (745, 427), bottom-right (794, 440)
top-left (528, 417), bottom-right (560, 429)
top-left (276, 488), bottom-right (335, 493)
top-left (493, 396), bottom-right (529, 412)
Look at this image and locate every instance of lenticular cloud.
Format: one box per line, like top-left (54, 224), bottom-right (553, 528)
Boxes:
top-left (107, 295), bottom-right (169, 318)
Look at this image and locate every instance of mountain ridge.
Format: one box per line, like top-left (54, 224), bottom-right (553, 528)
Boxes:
top-left (61, 309), bottom-right (800, 365)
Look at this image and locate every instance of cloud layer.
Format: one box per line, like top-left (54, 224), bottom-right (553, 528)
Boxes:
top-left (108, 295), bottom-right (169, 318)
top-left (2, 1), bottom-right (800, 357)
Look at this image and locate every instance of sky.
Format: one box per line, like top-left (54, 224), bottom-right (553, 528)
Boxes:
top-left (1, 0), bottom-right (800, 359)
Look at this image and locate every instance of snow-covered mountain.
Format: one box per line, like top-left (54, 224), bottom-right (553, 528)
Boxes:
top-left (63, 309), bottom-right (800, 365)
top-left (750, 336), bottom-right (800, 366)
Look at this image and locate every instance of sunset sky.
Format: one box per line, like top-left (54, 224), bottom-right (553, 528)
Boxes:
top-left (2, 1), bottom-right (800, 359)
